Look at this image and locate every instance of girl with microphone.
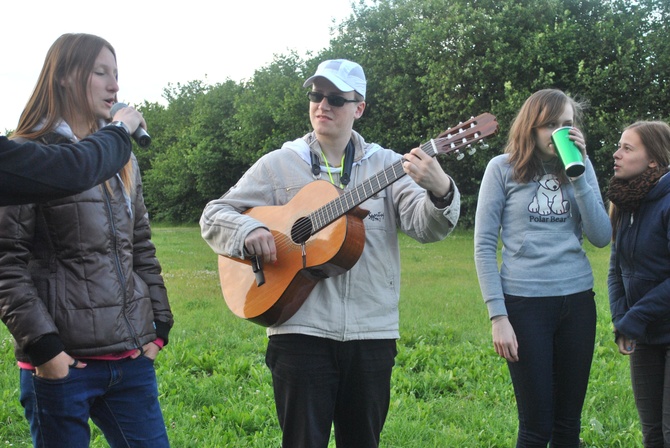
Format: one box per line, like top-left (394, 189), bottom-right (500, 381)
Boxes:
top-left (0, 33), bottom-right (173, 447)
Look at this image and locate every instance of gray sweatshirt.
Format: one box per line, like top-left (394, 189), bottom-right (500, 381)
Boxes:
top-left (474, 154), bottom-right (611, 319)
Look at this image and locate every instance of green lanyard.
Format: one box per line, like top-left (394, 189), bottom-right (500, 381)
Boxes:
top-left (321, 151), bottom-right (346, 188)
top-left (310, 140), bottom-right (355, 189)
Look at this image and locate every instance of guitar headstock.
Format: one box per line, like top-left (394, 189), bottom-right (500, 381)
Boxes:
top-left (432, 113), bottom-right (498, 160)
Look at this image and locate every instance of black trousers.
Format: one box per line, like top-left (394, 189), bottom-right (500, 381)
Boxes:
top-left (630, 343), bottom-right (670, 448)
top-left (266, 334), bottom-right (397, 448)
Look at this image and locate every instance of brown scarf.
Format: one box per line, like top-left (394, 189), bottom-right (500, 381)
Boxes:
top-left (607, 167), bottom-right (669, 212)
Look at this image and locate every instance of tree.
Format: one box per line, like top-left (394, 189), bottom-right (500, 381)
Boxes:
top-left (324, 0), bottom-right (670, 226)
top-left (136, 0), bottom-right (670, 225)
top-left (138, 80), bottom-right (210, 222)
top-left (230, 52), bottom-right (312, 165)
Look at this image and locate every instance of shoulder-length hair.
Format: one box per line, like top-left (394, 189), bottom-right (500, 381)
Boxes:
top-left (11, 33), bottom-right (133, 194)
top-left (505, 89), bottom-right (584, 183)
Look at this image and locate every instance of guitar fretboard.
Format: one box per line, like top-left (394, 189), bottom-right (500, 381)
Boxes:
top-left (309, 139), bottom-right (437, 234)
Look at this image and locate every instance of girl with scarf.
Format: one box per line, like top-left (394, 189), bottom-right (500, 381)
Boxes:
top-left (608, 121), bottom-right (670, 448)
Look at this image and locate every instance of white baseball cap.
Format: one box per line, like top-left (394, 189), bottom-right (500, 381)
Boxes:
top-left (303, 59), bottom-right (367, 99)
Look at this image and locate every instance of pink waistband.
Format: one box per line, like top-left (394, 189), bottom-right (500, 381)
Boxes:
top-left (18, 338), bottom-right (164, 370)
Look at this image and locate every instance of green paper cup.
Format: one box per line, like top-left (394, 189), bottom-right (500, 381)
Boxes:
top-left (551, 126), bottom-right (585, 177)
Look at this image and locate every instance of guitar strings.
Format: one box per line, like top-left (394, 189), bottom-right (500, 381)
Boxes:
top-left (266, 148), bottom-right (417, 254)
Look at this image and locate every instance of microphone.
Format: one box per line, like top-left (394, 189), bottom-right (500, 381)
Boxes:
top-left (110, 102), bottom-right (151, 147)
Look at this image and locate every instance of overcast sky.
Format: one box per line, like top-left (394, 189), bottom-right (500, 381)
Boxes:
top-left (0, 0), bottom-right (357, 132)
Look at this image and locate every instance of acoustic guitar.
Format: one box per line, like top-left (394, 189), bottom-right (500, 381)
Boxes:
top-left (218, 113), bottom-right (498, 326)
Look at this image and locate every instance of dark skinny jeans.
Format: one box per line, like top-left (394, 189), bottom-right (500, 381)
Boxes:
top-left (629, 343), bottom-right (670, 448)
top-left (505, 290), bottom-right (596, 448)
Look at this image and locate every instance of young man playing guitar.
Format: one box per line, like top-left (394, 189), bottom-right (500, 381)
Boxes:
top-left (200, 59), bottom-right (460, 447)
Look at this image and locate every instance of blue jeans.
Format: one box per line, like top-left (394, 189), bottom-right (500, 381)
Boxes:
top-left (629, 343), bottom-right (670, 448)
top-left (20, 356), bottom-right (169, 448)
top-left (265, 334), bottom-right (397, 448)
top-left (505, 290), bottom-right (596, 448)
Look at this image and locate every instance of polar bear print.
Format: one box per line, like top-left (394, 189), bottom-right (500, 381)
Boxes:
top-left (528, 173), bottom-right (569, 215)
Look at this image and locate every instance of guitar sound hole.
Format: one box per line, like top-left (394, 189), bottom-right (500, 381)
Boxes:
top-left (291, 217), bottom-right (313, 244)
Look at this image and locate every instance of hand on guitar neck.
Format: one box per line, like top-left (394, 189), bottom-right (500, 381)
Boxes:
top-left (401, 146), bottom-right (452, 198)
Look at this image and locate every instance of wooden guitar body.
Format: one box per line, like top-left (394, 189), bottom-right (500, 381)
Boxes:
top-left (218, 180), bottom-right (368, 326)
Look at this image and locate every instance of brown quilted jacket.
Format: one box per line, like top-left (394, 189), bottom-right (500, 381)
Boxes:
top-left (0, 135), bottom-right (173, 366)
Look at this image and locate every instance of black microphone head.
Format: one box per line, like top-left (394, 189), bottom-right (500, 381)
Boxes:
top-left (109, 102), bottom-right (151, 147)
top-left (135, 129), bottom-right (151, 147)
top-left (110, 102), bottom-right (128, 118)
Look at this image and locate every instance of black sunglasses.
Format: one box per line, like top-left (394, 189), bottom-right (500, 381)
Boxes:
top-left (307, 91), bottom-right (359, 107)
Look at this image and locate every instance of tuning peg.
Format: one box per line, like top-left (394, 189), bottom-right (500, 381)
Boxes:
top-left (455, 151), bottom-right (465, 161)
top-left (479, 141), bottom-right (489, 150)
top-left (467, 147), bottom-right (477, 156)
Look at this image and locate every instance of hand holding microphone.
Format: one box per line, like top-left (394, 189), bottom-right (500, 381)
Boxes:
top-left (111, 106), bottom-right (145, 134)
top-left (110, 103), bottom-right (151, 147)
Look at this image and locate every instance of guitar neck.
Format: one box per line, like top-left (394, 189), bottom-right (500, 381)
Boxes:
top-left (306, 113), bottom-right (498, 235)
top-left (309, 140), bottom-right (437, 234)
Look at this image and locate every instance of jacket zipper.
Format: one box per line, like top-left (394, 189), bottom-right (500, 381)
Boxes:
top-left (103, 186), bottom-right (141, 348)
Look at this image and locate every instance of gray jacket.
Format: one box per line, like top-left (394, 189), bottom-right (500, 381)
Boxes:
top-left (0, 133), bottom-right (172, 366)
top-left (201, 131), bottom-right (460, 341)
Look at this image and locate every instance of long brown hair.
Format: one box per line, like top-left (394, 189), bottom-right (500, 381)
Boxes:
top-left (609, 121), bottom-right (670, 234)
top-left (11, 33), bottom-right (133, 194)
top-left (505, 89), bottom-right (584, 183)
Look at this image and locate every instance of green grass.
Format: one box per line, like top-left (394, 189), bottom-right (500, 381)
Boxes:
top-left (0, 227), bottom-right (641, 447)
